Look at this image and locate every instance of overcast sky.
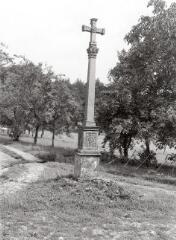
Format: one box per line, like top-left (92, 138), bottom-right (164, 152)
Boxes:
top-left (0, 0), bottom-right (174, 83)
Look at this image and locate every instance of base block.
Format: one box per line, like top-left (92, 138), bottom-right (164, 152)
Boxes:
top-left (74, 125), bottom-right (100, 178)
top-left (74, 152), bottom-right (100, 178)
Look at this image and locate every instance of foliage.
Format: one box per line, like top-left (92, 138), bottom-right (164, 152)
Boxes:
top-left (47, 79), bottom-right (79, 146)
top-left (0, 49), bottom-right (87, 145)
top-left (71, 78), bottom-right (86, 124)
top-left (97, 0), bottom-right (176, 163)
top-left (167, 153), bottom-right (176, 163)
top-left (138, 149), bottom-right (157, 167)
top-left (37, 151), bottom-right (57, 162)
top-left (0, 43), bottom-right (11, 69)
top-left (0, 58), bottom-right (53, 142)
top-left (95, 78), bottom-right (107, 125)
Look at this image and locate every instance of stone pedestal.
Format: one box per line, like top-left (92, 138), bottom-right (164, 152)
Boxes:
top-left (74, 126), bottom-right (100, 178)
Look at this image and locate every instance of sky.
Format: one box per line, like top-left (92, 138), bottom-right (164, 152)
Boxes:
top-left (0, 0), bottom-right (174, 83)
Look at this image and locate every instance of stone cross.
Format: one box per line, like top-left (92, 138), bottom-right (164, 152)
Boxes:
top-left (82, 18), bottom-right (105, 126)
top-left (74, 18), bottom-right (105, 178)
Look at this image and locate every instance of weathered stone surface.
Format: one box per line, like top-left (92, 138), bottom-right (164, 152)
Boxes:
top-left (74, 18), bottom-right (105, 178)
top-left (74, 153), bottom-right (100, 178)
top-left (78, 126), bottom-right (99, 151)
top-left (82, 18), bottom-right (105, 127)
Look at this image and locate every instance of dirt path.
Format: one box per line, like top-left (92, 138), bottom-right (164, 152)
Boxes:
top-left (0, 150), bottom-right (20, 174)
top-left (0, 145), bottom-right (72, 196)
top-left (3, 145), bottom-right (39, 162)
top-left (0, 146), bottom-right (73, 239)
top-left (0, 146), bottom-right (45, 196)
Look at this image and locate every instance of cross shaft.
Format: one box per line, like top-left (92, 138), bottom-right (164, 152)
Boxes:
top-left (82, 18), bottom-right (105, 127)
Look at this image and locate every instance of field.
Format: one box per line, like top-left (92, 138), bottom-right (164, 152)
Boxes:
top-left (1, 130), bottom-right (176, 163)
top-left (0, 131), bottom-right (176, 240)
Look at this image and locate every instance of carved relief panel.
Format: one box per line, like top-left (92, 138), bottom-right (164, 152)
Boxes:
top-left (84, 131), bottom-right (98, 149)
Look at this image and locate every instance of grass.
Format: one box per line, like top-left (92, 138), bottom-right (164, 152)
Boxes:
top-left (0, 132), bottom-right (77, 163)
top-left (1, 131), bottom-right (176, 185)
top-left (103, 161), bottom-right (176, 186)
top-left (1, 132), bottom-right (176, 239)
top-left (1, 175), bottom-right (176, 239)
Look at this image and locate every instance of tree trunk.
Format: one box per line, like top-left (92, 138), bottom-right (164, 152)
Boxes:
top-left (122, 133), bottom-right (131, 161)
top-left (119, 146), bottom-right (123, 158)
top-left (41, 128), bottom-right (45, 138)
top-left (52, 125), bottom-right (55, 147)
top-left (12, 126), bottom-right (20, 141)
top-left (34, 125), bottom-right (39, 145)
top-left (123, 147), bottom-right (128, 160)
top-left (13, 134), bottom-right (20, 141)
top-left (145, 138), bottom-right (150, 167)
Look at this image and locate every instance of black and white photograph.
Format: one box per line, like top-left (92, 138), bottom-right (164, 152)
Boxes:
top-left (0, 0), bottom-right (176, 239)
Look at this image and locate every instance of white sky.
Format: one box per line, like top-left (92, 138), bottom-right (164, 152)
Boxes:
top-left (0, 0), bottom-right (174, 83)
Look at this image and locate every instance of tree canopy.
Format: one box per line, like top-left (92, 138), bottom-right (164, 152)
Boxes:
top-left (0, 51), bottom-right (82, 145)
top-left (97, 0), bottom-right (176, 163)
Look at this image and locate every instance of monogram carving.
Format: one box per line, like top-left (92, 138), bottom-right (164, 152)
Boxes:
top-left (85, 132), bottom-right (97, 148)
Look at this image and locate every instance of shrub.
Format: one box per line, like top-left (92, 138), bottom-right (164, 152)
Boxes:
top-left (138, 150), bottom-right (157, 167)
top-left (62, 148), bottom-right (76, 157)
top-left (167, 153), bottom-right (176, 163)
top-left (37, 151), bottom-right (57, 162)
top-left (57, 148), bottom-right (76, 163)
top-left (100, 151), bottom-right (112, 162)
top-left (36, 147), bottom-right (76, 164)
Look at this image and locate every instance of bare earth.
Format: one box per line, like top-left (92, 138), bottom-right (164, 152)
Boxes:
top-left (0, 145), bottom-right (176, 240)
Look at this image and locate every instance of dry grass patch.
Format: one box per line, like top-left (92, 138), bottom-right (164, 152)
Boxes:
top-left (1, 176), bottom-right (176, 240)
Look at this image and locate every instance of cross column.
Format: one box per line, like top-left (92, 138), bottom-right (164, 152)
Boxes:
top-left (74, 18), bottom-right (105, 178)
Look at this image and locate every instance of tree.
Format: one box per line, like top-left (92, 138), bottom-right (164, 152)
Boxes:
top-left (0, 60), bottom-right (33, 140)
top-left (98, 0), bottom-right (176, 164)
top-left (0, 58), bottom-right (53, 143)
top-left (48, 79), bottom-right (79, 147)
top-left (95, 78), bottom-right (106, 127)
top-left (97, 82), bottom-right (139, 160)
top-left (0, 43), bottom-right (12, 126)
top-left (0, 43), bottom-right (11, 70)
top-left (26, 63), bottom-right (53, 144)
top-left (71, 79), bottom-right (86, 125)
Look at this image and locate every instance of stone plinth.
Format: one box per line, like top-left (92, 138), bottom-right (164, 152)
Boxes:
top-left (74, 126), bottom-right (100, 178)
top-left (74, 153), bottom-right (100, 178)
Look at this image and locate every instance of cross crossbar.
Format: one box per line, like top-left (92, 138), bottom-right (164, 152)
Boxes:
top-left (82, 18), bottom-right (105, 37)
top-left (82, 25), bottom-right (105, 35)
